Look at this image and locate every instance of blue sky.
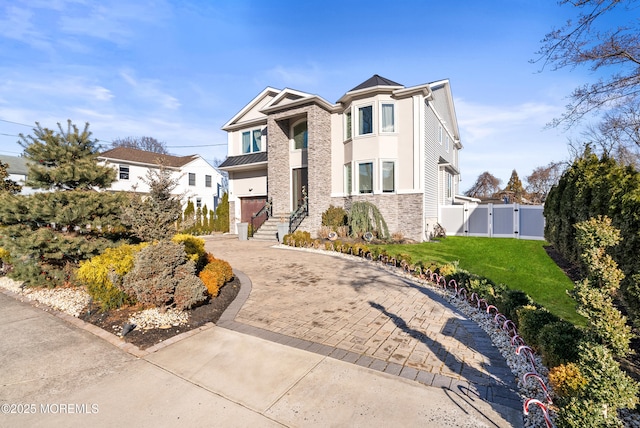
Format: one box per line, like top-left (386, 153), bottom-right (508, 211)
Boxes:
top-left (0, 0), bottom-right (623, 187)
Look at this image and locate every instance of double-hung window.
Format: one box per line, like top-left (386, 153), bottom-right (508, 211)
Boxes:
top-left (242, 129), bottom-right (262, 154)
top-left (358, 162), bottom-right (373, 194)
top-left (381, 103), bottom-right (395, 133)
top-left (358, 105), bottom-right (373, 135)
top-left (382, 161), bottom-right (395, 193)
top-left (205, 175), bottom-right (212, 187)
top-left (188, 173), bottom-right (196, 186)
top-left (119, 165), bottom-right (129, 180)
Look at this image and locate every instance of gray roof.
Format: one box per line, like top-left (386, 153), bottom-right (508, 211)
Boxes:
top-left (218, 152), bottom-right (267, 168)
top-left (348, 75), bottom-right (403, 92)
top-left (0, 154), bottom-right (28, 175)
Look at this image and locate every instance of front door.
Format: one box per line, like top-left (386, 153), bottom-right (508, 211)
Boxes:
top-left (292, 167), bottom-right (308, 210)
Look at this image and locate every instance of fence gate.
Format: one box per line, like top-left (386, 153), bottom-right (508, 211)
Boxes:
top-left (439, 203), bottom-right (545, 240)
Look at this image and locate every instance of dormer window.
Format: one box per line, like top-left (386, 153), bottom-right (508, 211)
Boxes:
top-left (242, 129), bottom-right (262, 154)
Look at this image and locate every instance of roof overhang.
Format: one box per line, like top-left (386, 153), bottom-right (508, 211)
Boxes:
top-left (260, 94), bottom-right (338, 115)
top-left (97, 156), bottom-right (182, 171)
top-left (218, 161), bottom-right (268, 172)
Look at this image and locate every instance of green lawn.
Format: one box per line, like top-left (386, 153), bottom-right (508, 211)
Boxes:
top-left (378, 237), bottom-right (583, 324)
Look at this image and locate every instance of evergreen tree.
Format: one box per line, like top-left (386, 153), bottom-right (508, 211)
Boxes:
top-left (0, 161), bottom-right (21, 194)
top-left (504, 169), bottom-right (525, 202)
top-left (212, 193), bottom-right (229, 232)
top-left (20, 121), bottom-right (116, 190)
top-left (120, 166), bottom-right (182, 242)
top-left (0, 121), bottom-right (126, 287)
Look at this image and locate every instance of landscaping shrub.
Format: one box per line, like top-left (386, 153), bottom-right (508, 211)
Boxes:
top-left (537, 320), bottom-right (584, 367)
top-left (498, 289), bottom-right (534, 323)
top-left (0, 247), bottom-right (10, 272)
top-left (77, 243), bottom-right (148, 310)
top-left (351, 243), bottom-right (370, 257)
top-left (553, 343), bottom-right (639, 428)
top-left (172, 233), bottom-right (207, 270)
top-left (544, 149), bottom-right (640, 325)
top-left (447, 269), bottom-right (506, 306)
top-left (516, 305), bottom-right (560, 351)
top-left (121, 241), bottom-right (207, 310)
top-left (173, 265), bottom-right (209, 310)
top-left (548, 362), bottom-right (587, 399)
top-left (199, 254), bottom-right (234, 297)
top-left (321, 205), bottom-right (347, 228)
top-left (348, 201), bottom-right (389, 239)
top-left (284, 230), bottom-right (312, 247)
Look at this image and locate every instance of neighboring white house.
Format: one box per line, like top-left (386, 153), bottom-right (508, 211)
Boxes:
top-left (98, 147), bottom-right (225, 211)
top-left (219, 74), bottom-right (465, 241)
top-left (0, 154), bottom-right (36, 195)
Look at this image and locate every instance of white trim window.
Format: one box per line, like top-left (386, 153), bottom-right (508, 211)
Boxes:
top-left (358, 161), bottom-right (373, 194)
top-left (358, 105), bottom-right (373, 136)
top-left (381, 160), bottom-right (395, 193)
top-left (188, 173), bottom-right (196, 186)
top-left (380, 103), bottom-right (395, 133)
top-left (242, 128), bottom-right (262, 154)
top-left (205, 175), bottom-right (212, 187)
top-left (344, 162), bottom-right (352, 195)
top-left (438, 125), bottom-right (443, 145)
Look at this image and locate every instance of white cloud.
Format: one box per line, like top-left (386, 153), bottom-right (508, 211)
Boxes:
top-left (119, 70), bottom-right (181, 110)
top-left (265, 64), bottom-right (323, 90)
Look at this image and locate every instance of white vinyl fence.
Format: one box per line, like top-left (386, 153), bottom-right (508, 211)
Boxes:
top-left (439, 203), bottom-right (545, 240)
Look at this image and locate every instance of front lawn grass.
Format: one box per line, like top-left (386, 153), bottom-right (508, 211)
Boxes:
top-left (377, 237), bottom-right (582, 325)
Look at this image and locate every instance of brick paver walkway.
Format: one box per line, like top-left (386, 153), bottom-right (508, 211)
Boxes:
top-left (205, 235), bottom-right (519, 409)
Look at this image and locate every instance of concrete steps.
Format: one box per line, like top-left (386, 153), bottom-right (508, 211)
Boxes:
top-left (250, 213), bottom-right (289, 242)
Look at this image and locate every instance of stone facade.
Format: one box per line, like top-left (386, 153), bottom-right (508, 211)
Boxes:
top-left (267, 102), bottom-right (332, 238)
top-left (334, 193), bottom-right (424, 242)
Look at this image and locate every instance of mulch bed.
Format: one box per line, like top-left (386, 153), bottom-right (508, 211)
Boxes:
top-left (78, 276), bottom-right (240, 350)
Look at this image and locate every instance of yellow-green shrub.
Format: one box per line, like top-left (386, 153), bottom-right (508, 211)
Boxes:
top-left (549, 363), bottom-right (587, 398)
top-left (172, 234), bottom-right (207, 269)
top-left (77, 243), bottom-right (148, 310)
top-left (199, 254), bottom-right (233, 297)
top-left (0, 247), bottom-right (10, 263)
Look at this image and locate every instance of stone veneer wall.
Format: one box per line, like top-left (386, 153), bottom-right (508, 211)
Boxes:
top-left (267, 103), bottom-right (332, 238)
top-left (228, 200), bottom-right (237, 233)
top-left (333, 193), bottom-right (424, 242)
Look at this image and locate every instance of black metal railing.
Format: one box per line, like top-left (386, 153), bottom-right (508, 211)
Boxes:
top-left (250, 199), bottom-right (272, 237)
top-left (289, 199), bottom-right (308, 234)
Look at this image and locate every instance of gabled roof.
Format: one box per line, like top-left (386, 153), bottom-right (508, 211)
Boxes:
top-left (0, 154), bottom-right (28, 175)
top-left (222, 87), bottom-right (280, 131)
top-left (348, 74), bottom-right (403, 92)
top-left (99, 147), bottom-right (198, 168)
top-left (260, 88), bottom-right (337, 114)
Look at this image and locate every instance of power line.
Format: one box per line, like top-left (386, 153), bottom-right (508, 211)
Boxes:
top-left (0, 118), bottom-right (32, 127)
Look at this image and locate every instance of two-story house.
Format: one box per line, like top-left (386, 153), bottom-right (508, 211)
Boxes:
top-left (98, 147), bottom-right (225, 211)
top-left (219, 75), bottom-right (463, 242)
